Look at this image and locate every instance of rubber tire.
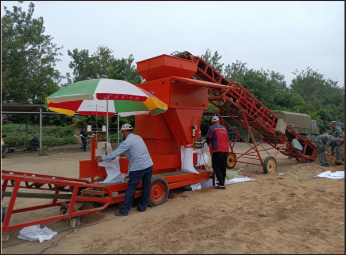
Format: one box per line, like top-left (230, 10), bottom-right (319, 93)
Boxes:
top-left (225, 152), bottom-right (237, 169)
top-left (263, 156), bottom-right (277, 174)
top-left (2, 150), bottom-right (5, 158)
top-left (148, 176), bottom-right (169, 207)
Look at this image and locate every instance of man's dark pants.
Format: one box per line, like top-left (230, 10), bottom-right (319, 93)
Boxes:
top-left (81, 137), bottom-right (87, 151)
top-left (120, 165), bottom-right (153, 215)
top-left (212, 152), bottom-right (228, 186)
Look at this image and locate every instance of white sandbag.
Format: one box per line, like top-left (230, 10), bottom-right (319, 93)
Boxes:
top-left (224, 177), bottom-right (255, 185)
top-left (181, 146), bottom-right (199, 174)
top-left (199, 179), bottom-right (213, 187)
top-left (190, 183), bottom-right (202, 191)
top-left (18, 224), bottom-right (57, 243)
top-left (314, 171), bottom-right (344, 180)
top-left (195, 153), bottom-right (209, 167)
top-left (194, 144), bottom-right (209, 155)
top-left (197, 177), bottom-right (255, 188)
top-left (98, 156), bottom-right (124, 183)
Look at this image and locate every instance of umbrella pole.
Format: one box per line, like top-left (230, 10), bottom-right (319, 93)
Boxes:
top-left (106, 99), bottom-right (109, 140)
top-left (117, 114), bottom-right (119, 146)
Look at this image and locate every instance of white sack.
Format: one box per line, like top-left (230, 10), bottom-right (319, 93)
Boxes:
top-left (194, 177), bottom-right (255, 189)
top-left (17, 224), bottom-right (57, 243)
top-left (224, 177), bottom-right (255, 185)
top-left (181, 146), bottom-right (199, 174)
top-left (98, 156), bottom-right (124, 183)
top-left (314, 171), bottom-right (344, 180)
top-left (194, 144), bottom-right (209, 155)
top-left (190, 183), bottom-right (202, 191)
top-left (193, 146), bottom-right (209, 167)
top-left (200, 179), bottom-right (213, 187)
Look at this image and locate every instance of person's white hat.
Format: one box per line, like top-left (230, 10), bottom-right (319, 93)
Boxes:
top-left (211, 116), bottom-right (220, 122)
top-left (119, 123), bottom-right (132, 133)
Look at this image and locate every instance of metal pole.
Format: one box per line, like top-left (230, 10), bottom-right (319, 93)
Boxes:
top-left (39, 108), bottom-right (42, 148)
top-left (96, 105), bottom-right (98, 131)
top-left (106, 100), bottom-right (109, 139)
top-left (117, 114), bottom-right (120, 146)
top-left (26, 116), bottom-right (28, 148)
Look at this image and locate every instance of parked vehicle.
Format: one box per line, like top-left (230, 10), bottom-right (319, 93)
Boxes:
top-left (271, 110), bottom-right (320, 140)
top-left (225, 126), bottom-right (242, 142)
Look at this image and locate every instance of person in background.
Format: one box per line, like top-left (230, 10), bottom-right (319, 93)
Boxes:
top-left (328, 121), bottom-right (344, 164)
top-left (315, 134), bottom-right (344, 167)
top-left (206, 116), bottom-right (229, 190)
top-left (80, 127), bottom-right (88, 152)
top-left (94, 124), bottom-right (153, 216)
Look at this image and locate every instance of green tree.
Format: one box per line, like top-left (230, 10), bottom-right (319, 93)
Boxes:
top-left (1, 1), bottom-right (63, 103)
top-left (291, 67), bottom-right (344, 131)
top-left (67, 45), bottom-right (114, 82)
top-left (108, 54), bottom-right (143, 84)
top-left (67, 45), bottom-right (143, 85)
top-left (200, 49), bottom-right (224, 74)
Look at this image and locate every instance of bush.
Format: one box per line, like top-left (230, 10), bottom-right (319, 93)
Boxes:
top-left (3, 134), bottom-right (27, 147)
top-left (63, 136), bottom-right (78, 145)
top-left (38, 148), bottom-right (48, 156)
top-left (42, 137), bottom-right (65, 147)
top-left (2, 124), bottom-right (78, 148)
top-left (56, 126), bottom-right (75, 138)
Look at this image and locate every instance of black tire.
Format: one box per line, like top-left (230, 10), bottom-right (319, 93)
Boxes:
top-left (225, 152), bottom-right (237, 169)
top-left (148, 176), bottom-right (169, 207)
top-left (2, 150), bottom-right (6, 158)
top-left (263, 156), bottom-right (277, 174)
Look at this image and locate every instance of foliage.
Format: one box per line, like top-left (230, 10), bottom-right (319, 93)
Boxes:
top-left (66, 45), bottom-right (143, 84)
top-left (290, 67), bottom-right (344, 131)
top-left (2, 124), bottom-right (77, 147)
top-left (38, 147), bottom-right (48, 156)
top-left (203, 50), bottom-right (344, 133)
top-left (200, 49), bottom-right (224, 74)
top-left (1, 1), bottom-right (64, 104)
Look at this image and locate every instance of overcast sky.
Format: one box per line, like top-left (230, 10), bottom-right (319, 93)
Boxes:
top-left (2, 1), bottom-right (345, 88)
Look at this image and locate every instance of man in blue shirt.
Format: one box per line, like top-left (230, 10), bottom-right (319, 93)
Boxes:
top-left (80, 127), bottom-right (88, 152)
top-left (94, 124), bottom-right (153, 216)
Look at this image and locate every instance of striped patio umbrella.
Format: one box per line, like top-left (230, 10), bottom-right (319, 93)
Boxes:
top-left (45, 79), bottom-right (168, 138)
top-left (45, 79), bottom-right (167, 117)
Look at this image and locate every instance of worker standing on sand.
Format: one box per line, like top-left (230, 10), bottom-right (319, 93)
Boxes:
top-left (80, 127), bottom-right (88, 152)
top-left (315, 134), bottom-right (344, 167)
top-left (206, 116), bottom-right (229, 190)
top-left (328, 121), bottom-right (344, 164)
top-left (94, 124), bottom-right (153, 216)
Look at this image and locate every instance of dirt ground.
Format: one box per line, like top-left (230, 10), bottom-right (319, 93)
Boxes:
top-left (1, 143), bottom-right (345, 254)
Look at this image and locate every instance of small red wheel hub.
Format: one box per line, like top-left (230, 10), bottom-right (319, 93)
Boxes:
top-left (151, 182), bottom-right (165, 202)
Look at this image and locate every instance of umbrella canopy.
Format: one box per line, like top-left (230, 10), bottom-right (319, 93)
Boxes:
top-left (45, 79), bottom-right (168, 117)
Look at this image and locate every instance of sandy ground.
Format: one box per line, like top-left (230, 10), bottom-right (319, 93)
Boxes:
top-left (1, 143), bottom-right (345, 254)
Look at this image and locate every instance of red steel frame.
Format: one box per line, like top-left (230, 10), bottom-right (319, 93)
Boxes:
top-left (79, 137), bottom-right (211, 205)
top-left (176, 52), bottom-right (317, 167)
top-left (1, 170), bottom-right (111, 232)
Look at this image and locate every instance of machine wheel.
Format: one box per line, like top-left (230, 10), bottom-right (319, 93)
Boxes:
top-left (263, 156), bottom-right (277, 174)
top-left (148, 176), bottom-right (169, 207)
top-left (226, 152), bottom-right (237, 169)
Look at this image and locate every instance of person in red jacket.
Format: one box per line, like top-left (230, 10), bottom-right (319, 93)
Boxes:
top-left (206, 116), bottom-right (229, 189)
